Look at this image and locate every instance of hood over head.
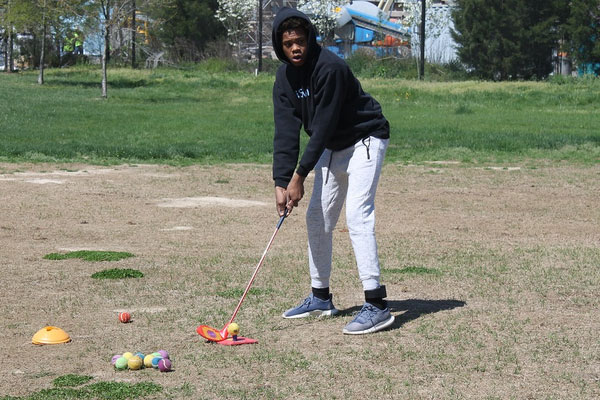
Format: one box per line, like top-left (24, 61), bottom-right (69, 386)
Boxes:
top-left (272, 7), bottom-right (320, 66)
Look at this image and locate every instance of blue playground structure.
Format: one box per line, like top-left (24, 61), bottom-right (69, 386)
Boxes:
top-left (300, 1), bottom-right (411, 59)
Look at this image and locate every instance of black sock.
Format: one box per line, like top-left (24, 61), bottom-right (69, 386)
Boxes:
top-left (312, 287), bottom-right (330, 301)
top-left (365, 285), bottom-right (387, 310)
top-left (368, 298), bottom-right (387, 310)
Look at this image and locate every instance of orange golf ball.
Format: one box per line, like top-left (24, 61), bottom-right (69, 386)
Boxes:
top-left (118, 312), bottom-right (131, 323)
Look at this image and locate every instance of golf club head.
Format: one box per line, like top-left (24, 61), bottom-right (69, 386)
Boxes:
top-left (220, 324), bottom-right (230, 340)
top-left (196, 325), bottom-right (227, 342)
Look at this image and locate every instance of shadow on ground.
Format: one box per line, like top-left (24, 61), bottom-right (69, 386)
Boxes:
top-left (47, 78), bottom-right (150, 89)
top-left (339, 298), bottom-right (466, 331)
top-left (273, 299), bottom-right (466, 334)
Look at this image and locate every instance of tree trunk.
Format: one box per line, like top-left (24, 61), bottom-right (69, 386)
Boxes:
top-left (419, 0), bottom-right (426, 80)
top-left (55, 30), bottom-right (61, 67)
top-left (102, 1), bottom-right (111, 98)
top-left (104, 0), bottom-right (111, 65)
top-left (1, 35), bottom-right (6, 72)
top-left (102, 23), bottom-right (109, 98)
top-left (38, 4), bottom-right (47, 85)
top-left (257, 0), bottom-right (263, 73)
top-left (8, 28), bottom-right (14, 73)
top-left (105, 24), bottom-right (110, 65)
top-left (131, 0), bottom-right (136, 68)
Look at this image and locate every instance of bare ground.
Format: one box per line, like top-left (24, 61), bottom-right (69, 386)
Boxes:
top-left (0, 162), bottom-right (598, 399)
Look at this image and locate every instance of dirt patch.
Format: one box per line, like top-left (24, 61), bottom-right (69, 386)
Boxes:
top-left (155, 196), bottom-right (268, 208)
top-left (0, 162), bottom-right (598, 399)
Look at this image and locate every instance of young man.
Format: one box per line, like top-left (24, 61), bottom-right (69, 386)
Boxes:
top-left (272, 7), bottom-right (394, 335)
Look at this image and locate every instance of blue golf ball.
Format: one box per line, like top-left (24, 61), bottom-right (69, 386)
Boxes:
top-left (151, 356), bottom-right (163, 369)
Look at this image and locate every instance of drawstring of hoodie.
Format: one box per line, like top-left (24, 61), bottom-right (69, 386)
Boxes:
top-left (362, 137), bottom-right (371, 160)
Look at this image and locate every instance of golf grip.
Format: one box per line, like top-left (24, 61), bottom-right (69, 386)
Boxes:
top-left (226, 210), bottom-right (287, 326)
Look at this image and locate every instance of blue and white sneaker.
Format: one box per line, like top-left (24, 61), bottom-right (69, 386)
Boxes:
top-left (282, 293), bottom-right (339, 319)
top-left (342, 302), bottom-right (395, 335)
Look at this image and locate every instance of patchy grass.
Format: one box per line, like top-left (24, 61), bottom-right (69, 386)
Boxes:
top-left (384, 266), bottom-right (443, 276)
top-left (52, 374), bottom-right (93, 387)
top-left (0, 376), bottom-right (162, 400)
top-left (91, 268), bottom-right (144, 279)
top-left (43, 250), bottom-right (135, 262)
top-left (216, 287), bottom-right (276, 298)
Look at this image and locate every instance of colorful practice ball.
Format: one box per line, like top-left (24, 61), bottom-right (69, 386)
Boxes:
top-left (227, 323), bottom-right (240, 336)
top-left (128, 356), bottom-right (143, 370)
top-left (151, 357), bottom-right (163, 369)
top-left (143, 354), bottom-right (155, 368)
top-left (114, 356), bottom-right (128, 370)
top-left (118, 312), bottom-right (131, 323)
top-left (122, 352), bottom-right (134, 360)
top-left (157, 350), bottom-right (169, 359)
top-left (158, 358), bottom-right (172, 372)
top-left (134, 352), bottom-right (145, 360)
top-left (111, 354), bottom-right (122, 365)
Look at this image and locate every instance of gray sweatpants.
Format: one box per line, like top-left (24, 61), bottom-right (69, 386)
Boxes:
top-left (306, 136), bottom-right (388, 292)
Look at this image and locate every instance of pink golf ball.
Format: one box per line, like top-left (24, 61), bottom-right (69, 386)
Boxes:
top-left (157, 350), bottom-right (169, 359)
top-left (158, 358), bottom-right (172, 372)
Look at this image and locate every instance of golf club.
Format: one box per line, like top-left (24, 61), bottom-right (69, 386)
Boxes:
top-left (197, 209), bottom-right (288, 342)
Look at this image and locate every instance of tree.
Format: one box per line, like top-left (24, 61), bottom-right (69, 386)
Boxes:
top-left (419, 0), bottom-right (425, 79)
top-left (98, 0), bottom-right (141, 65)
top-left (520, 0), bottom-right (570, 79)
top-left (34, 0), bottom-right (75, 83)
top-left (0, 0), bottom-right (15, 72)
top-left (130, 0), bottom-right (135, 67)
top-left (297, 0), bottom-right (348, 43)
top-left (0, 0), bottom-right (34, 72)
top-left (149, 0), bottom-right (224, 61)
top-left (38, 0), bottom-right (47, 83)
top-left (0, 0), bottom-right (83, 75)
top-left (66, 0), bottom-right (125, 96)
top-left (83, 0), bottom-right (141, 96)
top-left (403, 0), bottom-right (453, 75)
top-left (215, 0), bottom-right (256, 58)
top-left (452, 0), bottom-right (568, 80)
top-left (562, 0), bottom-right (600, 75)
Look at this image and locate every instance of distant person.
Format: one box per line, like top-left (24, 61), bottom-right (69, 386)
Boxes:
top-left (74, 31), bottom-right (84, 55)
top-left (63, 35), bottom-right (74, 56)
top-left (271, 7), bottom-right (394, 335)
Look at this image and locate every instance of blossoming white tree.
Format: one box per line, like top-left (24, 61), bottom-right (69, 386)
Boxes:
top-left (297, 0), bottom-right (349, 43)
top-left (403, 0), bottom-right (453, 62)
top-left (215, 0), bottom-right (257, 57)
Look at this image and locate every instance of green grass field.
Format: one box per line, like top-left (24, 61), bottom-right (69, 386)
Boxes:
top-left (1, 66), bottom-right (599, 165)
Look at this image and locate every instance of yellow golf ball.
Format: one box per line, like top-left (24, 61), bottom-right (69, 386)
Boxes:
top-left (122, 352), bottom-right (134, 360)
top-left (144, 354), bottom-right (155, 368)
top-left (227, 323), bottom-right (240, 335)
top-left (128, 355), bottom-right (143, 370)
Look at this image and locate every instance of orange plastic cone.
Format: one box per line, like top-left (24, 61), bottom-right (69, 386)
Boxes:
top-left (32, 326), bottom-right (71, 345)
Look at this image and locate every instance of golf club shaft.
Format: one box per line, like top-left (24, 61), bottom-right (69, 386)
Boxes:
top-left (225, 212), bottom-right (287, 327)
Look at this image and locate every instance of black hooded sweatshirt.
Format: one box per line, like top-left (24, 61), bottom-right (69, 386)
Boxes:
top-left (272, 7), bottom-right (390, 188)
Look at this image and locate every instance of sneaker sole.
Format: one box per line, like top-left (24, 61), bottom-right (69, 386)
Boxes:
top-left (282, 309), bottom-right (339, 319)
top-left (342, 314), bottom-right (395, 335)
